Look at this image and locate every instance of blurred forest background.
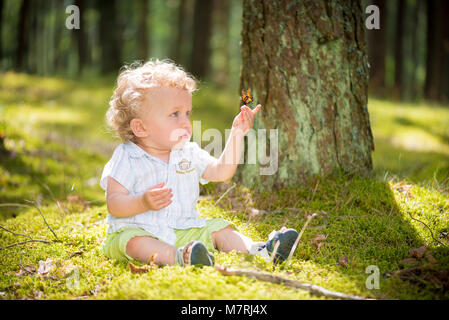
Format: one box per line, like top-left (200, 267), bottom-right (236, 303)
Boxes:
top-left (0, 0), bottom-right (243, 91)
top-left (0, 0), bottom-right (448, 103)
top-left (0, 0), bottom-right (449, 301)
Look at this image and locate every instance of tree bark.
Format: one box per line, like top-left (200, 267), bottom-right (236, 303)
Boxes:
top-left (367, 0), bottom-right (387, 97)
top-left (236, 0), bottom-right (374, 190)
top-left (190, 0), bottom-right (214, 79)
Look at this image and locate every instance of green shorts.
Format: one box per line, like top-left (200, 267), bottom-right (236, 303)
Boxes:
top-left (101, 218), bottom-right (235, 263)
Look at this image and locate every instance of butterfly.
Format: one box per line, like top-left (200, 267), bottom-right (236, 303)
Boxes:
top-left (240, 88), bottom-right (253, 105)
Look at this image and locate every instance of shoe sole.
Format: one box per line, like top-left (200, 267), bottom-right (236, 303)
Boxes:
top-left (271, 229), bottom-right (299, 262)
top-left (189, 241), bottom-right (215, 266)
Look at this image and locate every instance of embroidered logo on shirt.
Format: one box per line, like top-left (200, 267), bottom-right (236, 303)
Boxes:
top-left (176, 159), bottom-right (195, 174)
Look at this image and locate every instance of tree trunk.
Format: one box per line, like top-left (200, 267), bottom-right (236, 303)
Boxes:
top-left (74, 0), bottom-right (89, 72)
top-left (0, 0), bottom-right (4, 62)
top-left (172, 0), bottom-right (186, 63)
top-left (171, 0), bottom-right (195, 67)
top-left (98, 0), bottom-right (121, 74)
top-left (425, 0), bottom-right (445, 102)
top-left (367, 0), bottom-right (387, 97)
top-left (212, 0), bottom-right (231, 87)
top-left (440, 1), bottom-right (449, 102)
top-left (235, 0), bottom-right (374, 190)
top-left (393, 0), bottom-right (404, 100)
top-left (190, 0), bottom-right (214, 79)
top-left (28, 0), bottom-right (38, 74)
top-left (409, 0), bottom-right (421, 101)
top-left (16, 0), bottom-right (30, 71)
top-left (138, 0), bottom-right (150, 60)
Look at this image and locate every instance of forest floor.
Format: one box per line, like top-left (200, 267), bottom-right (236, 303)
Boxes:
top-left (0, 71), bottom-right (448, 300)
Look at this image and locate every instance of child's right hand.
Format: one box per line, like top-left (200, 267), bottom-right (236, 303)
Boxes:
top-left (143, 182), bottom-right (173, 211)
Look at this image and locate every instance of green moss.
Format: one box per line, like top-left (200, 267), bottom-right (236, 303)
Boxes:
top-left (0, 72), bottom-right (448, 300)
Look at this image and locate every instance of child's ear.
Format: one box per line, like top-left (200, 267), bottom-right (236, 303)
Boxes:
top-left (130, 118), bottom-right (148, 138)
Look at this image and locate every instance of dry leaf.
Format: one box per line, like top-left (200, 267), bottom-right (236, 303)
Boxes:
top-left (33, 290), bottom-right (43, 299)
top-left (15, 265), bottom-right (36, 277)
top-left (37, 258), bottom-right (55, 276)
top-left (68, 250), bottom-right (84, 258)
top-left (90, 284), bottom-right (101, 297)
top-left (338, 256), bottom-right (349, 267)
top-left (129, 262), bottom-right (153, 273)
top-left (391, 180), bottom-right (415, 198)
top-left (424, 251), bottom-right (438, 264)
top-left (310, 234), bottom-right (327, 253)
top-left (67, 194), bottom-right (89, 208)
top-left (129, 254), bottom-right (158, 273)
top-left (400, 258), bottom-right (419, 266)
top-left (409, 246), bottom-right (427, 259)
top-left (311, 234), bottom-right (326, 244)
top-left (247, 207), bottom-right (268, 219)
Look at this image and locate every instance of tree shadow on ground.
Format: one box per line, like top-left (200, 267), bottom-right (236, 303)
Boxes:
top-left (209, 170), bottom-right (449, 299)
top-left (393, 116), bottom-right (449, 146)
top-left (0, 150), bottom-right (64, 220)
top-left (0, 143), bottom-right (105, 221)
top-left (372, 138), bottom-right (449, 186)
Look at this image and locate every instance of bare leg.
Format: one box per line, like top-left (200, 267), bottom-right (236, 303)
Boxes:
top-left (211, 225), bottom-right (254, 253)
top-left (212, 226), bottom-right (290, 254)
top-left (126, 236), bottom-right (177, 266)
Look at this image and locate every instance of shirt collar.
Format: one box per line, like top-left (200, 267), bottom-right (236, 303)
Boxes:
top-left (125, 141), bottom-right (184, 162)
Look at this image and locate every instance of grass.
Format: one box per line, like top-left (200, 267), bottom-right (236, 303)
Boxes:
top-left (0, 71), bottom-right (448, 300)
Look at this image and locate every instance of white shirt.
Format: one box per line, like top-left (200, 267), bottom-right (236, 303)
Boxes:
top-left (100, 141), bottom-right (216, 245)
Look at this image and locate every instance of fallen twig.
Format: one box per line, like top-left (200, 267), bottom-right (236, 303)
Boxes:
top-left (25, 199), bottom-right (59, 241)
top-left (407, 211), bottom-right (447, 247)
top-left (306, 180), bottom-right (320, 204)
top-left (285, 213), bottom-right (317, 265)
top-left (1, 239), bottom-right (52, 250)
top-left (0, 203), bottom-right (32, 208)
top-left (215, 265), bottom-right (370, 300)
top-left (35, 177), bottom-right (68, 216)
top-left (0, 225), bottom-right (53, 250)
top-left (270, 240), bottom-right (280, 263)
top-left (214, 183), bottom-right (236, 206)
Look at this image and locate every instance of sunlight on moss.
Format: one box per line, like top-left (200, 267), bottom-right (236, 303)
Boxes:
top-left (7, 105), bottom-right (85, 127)
top-left (0, 73), bottom-right (448, 300)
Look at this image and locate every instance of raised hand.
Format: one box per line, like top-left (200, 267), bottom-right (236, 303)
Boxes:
top-left (232, 104), bottom-right (262, 135)
top-left (142, 182), bottom-right (173, 211)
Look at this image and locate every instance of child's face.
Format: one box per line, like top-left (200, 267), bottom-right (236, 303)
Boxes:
top-left (137, 86), bottom-right (193, 150)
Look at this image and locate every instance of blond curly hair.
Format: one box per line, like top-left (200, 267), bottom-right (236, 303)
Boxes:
top-left (106, 59), bottom-right (197, 142)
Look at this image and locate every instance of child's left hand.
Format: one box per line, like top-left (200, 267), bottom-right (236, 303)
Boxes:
top-left (232, 104), bottom-right (262, 135)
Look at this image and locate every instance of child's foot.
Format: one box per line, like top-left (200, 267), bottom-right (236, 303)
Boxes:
top-left (175, 241), bottom-right (215, 267)
top-left (250, 227), bottom-right (299, 263)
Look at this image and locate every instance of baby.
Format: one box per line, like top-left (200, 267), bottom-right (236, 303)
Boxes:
top-left (100, 59), bottom-right (298, 267)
